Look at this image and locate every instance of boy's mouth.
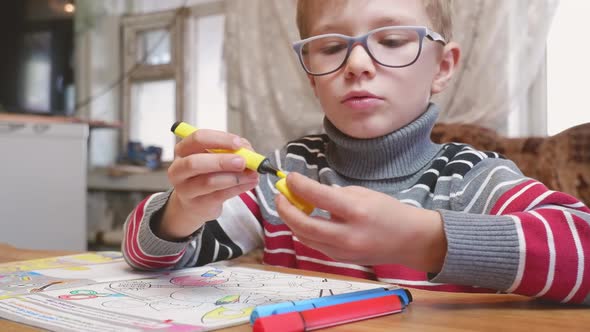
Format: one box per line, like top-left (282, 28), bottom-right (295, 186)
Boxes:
top-left (341, 91), bottom-right (384, 109)
top-left (342, 91), bottom-right (381, 101)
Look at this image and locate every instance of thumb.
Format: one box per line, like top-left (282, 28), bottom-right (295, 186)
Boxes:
top-left (286, 172), bottom-right (358, 216)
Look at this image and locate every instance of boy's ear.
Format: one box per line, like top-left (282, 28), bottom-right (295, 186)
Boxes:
top-left (431, 42), bottom-right (461, 95)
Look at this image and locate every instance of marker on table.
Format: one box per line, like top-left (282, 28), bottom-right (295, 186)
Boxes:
top-left (252, 293), bottom-right (405, 332)
top-left (250, 287), bottom-right (411, 324)
top-left (170, 122), bottom-right (314, 214)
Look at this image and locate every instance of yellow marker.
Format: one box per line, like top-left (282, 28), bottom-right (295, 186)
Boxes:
top-left (171, 122), bottom-right (286, 178)
top-left (171, 122), bottom-right (314, 214)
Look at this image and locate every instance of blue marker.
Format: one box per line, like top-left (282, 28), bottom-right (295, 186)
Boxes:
top-left (250, 287), bottom-right (412, 324)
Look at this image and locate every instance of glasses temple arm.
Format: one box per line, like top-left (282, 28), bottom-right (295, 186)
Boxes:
top-left (426, 29), bottom-right (447, 45)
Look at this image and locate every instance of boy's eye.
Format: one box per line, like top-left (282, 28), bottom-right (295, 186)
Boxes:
top-left (318, 42), bottom-right (348, 55)
top-left (378, 37), bottom-right (408, 48)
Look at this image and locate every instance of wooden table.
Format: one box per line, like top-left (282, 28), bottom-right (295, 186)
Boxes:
top-left (1, 244), bottom-right (588, 331)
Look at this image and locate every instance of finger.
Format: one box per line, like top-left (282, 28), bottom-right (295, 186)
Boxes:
top-left (275, 194), bottom-right (343, 243)
top-left (286, 172), bottom-right (358, 216)
top-left (175, 129), bottom-right (243, 157)
top-left (292, 234), bottom-right (340, 258)
top-left (168, 153), bottom-right (248, 184)
top-left (193, 181), bottom-right (259, 208)
top-left (176, 171), bottom-right (259, 199)
top-left (240, 137), bottom-right (254, 150)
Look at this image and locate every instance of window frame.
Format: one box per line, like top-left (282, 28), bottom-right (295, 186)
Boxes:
top-left (121, 9), bottom-right (185, 152)
top-left (120, 1), bottom-right (227, 158)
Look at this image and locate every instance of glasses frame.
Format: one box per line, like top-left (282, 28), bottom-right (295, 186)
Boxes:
top-left (292, 25), bottom-right (447, 76)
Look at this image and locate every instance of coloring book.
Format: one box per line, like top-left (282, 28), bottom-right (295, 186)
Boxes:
top-left (0, 252), bottom-right (388, 331)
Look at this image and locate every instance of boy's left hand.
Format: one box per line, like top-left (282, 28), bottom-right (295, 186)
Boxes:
top-left (275, 172), bottom-right (447, 273)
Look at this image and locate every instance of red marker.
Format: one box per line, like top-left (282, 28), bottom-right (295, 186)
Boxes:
top-left (252, 294), bottom-right (404, 332)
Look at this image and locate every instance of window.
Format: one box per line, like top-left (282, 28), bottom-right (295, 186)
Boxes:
top-left (122, 9), bottom-right (183, 162)
top-left (121, 1), bottom-right (227, 162)
top-left (547, 2), bottom-right (590, 135)
top-left (189, 14), bottom-right (227, 133)
top-left (130, 80), bottom-right (176, 160)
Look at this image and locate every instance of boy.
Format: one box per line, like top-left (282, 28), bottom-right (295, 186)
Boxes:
top-left (123, 0), bottom-right (590, 305)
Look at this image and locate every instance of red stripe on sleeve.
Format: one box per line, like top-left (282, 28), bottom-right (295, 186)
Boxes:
top-left (124, 195), bottom-right (185, 269)
top-left (563, 212), bottom-right (590, 303)
top-left (239, 190), bottom-right (262, 222)
top-left (491, 180), bottom-right (548, 215)
top-left (490, 180), bottom-right (536, 215)
top-left (509, 211), bottom-right (550, 296)
top-left (519, 209), bottom-right (578, 300)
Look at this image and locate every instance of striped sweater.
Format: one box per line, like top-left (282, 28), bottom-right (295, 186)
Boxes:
top-left (122, 104), bottom-right (590, 305)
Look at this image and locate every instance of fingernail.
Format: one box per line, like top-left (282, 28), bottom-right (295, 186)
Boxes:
top-left (230, 157), bottom-right (245, 169)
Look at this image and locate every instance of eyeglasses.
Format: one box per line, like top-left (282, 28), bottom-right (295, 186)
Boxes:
top-left (292, 26), bottom-right (446, 76)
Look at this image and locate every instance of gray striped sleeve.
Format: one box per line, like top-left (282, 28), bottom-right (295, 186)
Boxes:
top-left (449, 158), bottom-right (527, 214)
top-left (123, 188), bottom-right (263, 271)
top-left (431, 159), bottom-right (527, 290)
top-left (431, 210), bottom-right (520, 291)
top-left (121, 190), bottom-right (195, 270)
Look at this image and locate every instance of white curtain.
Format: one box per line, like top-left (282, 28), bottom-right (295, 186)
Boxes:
top-left (224, 0), bottom-right (559, 152)
top-left (433, 0), bottom-right (559, 136)
top-left (224, 0), bottom-right (322, 154)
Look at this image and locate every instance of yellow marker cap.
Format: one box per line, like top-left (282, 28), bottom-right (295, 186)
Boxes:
top-left (275, 178), bottom-right (314, 215)
top-left (171, 122), bottom-right (198, 139)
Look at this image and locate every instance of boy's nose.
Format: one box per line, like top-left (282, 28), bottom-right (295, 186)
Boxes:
top-left (344, 44), bottom-right (376, 79)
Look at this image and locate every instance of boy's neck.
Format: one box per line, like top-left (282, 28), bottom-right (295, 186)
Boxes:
top-left (324, 103), bottom-right (442, 180)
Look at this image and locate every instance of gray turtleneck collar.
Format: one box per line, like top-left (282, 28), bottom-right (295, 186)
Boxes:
top-left (324, 103), bottom-right (442, 180)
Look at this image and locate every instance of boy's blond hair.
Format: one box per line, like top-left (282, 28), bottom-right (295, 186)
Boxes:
top-left (296, 0), bottom-right (453, 41)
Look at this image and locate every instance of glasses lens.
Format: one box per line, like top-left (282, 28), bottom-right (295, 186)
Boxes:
top-left (368, 28), bottom-right (421, 67)
top-left (300, 36), bottom-right (348, 75)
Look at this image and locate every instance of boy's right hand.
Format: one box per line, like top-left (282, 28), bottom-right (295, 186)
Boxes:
top-left (157, 129), bottom-right (260, 241)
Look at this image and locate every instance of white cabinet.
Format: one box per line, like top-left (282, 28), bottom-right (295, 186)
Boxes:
top-left (0, 120), bottom-right (88, 251)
